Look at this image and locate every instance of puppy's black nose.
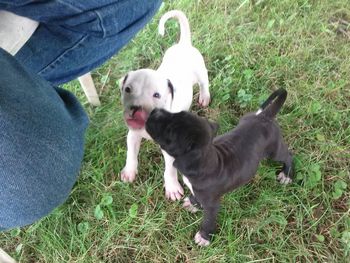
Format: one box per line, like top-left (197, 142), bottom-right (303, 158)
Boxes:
top-left (130, 105), bottom-right (141, 111)
top-left (130, 105), bottom-right (141, 116)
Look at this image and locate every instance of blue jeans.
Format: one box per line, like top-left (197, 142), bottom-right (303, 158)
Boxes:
top-left (0, 0), bottom-right (162, 85)
top-left (0, 0), bottom-right (161, 231)
top-left (0, 48), bottom-right (88, 231)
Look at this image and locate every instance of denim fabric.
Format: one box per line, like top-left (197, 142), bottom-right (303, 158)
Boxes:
top-left (0, 0), bottom-right (162, 85)
top-left (0, 1), bottom-right (161, 231)
top-left (0, 48), bottom-right (89, 231)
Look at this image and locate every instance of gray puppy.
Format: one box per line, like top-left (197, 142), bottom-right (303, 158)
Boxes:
top-left (145, 89), bottom-right (294, 246)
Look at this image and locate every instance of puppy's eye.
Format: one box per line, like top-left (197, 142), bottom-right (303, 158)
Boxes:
top-left (153, 92), bottom-right (161, 99)
top-left (125, 87), bottom-right (131, 93)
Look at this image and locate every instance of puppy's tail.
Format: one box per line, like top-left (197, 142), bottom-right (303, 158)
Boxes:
top-left (256, 88), bottom-right (287, 118)
top-left (158, 10), bottom-right (191, 45)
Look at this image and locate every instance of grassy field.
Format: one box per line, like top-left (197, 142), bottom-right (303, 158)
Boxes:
top-left (1, 0), bottom-right (350, 262)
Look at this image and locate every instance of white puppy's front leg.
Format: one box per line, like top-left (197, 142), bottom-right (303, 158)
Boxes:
top-left (121, 130), bottom-right (142, 183)
top-left (162, 150), bottom-right (184, 201)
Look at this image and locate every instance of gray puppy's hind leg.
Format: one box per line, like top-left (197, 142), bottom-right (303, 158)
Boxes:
top-left (272, 140), bottom-right (294, 185)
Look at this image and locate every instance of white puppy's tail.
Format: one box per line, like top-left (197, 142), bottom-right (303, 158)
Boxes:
top-left (158, 10), bottom-right (191, 45)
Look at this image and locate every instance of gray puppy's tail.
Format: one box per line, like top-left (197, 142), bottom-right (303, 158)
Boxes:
top-left (256, 88), bottom-right (287, 118)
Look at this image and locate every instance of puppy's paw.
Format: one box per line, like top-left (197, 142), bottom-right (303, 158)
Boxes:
top-left (194, 231), bottom-right (210, 246)
top-left (277, 172), bottom-right (292, 185)
top-left (198, 93), bottom-right (211, 107)
top-left (165, 180), bottom-right (184, 201)
top-left (183, 197), bottom-right (199, 213)
top-left (120, 169), bottom-right (137, 183)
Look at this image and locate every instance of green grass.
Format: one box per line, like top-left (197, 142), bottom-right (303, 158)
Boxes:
top-left (1, 0), bottom-right (350, 262)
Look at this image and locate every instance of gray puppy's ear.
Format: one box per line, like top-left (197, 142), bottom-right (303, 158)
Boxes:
top-left (167, 79), bottom-right (174, 100)
top-left (208, 120), bottom-right (219, 136)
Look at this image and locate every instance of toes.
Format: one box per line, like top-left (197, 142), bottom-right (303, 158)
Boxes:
top-left (183, 197), bottom-right (199, 213)
top-left (120, 170), bottom-right (136, 183)
top-left (175, 191), bottom-right (182, 200)
top-left (282, 177), bottom-right (292, 184)
top-left (277, 172), bottom-right (292, 185)
top-left (166, 189), bottom-right (183, 201)
top-left (194, 231), bottom-right (210, 246)
top-left (199, 98), bottom-right (210, 107)
top-left (199, 94), bottom-right (211, 107)
top-left (165, 182), bottom-right (184, 201)
top-left (183, 197), bottom-right (191, 207)
top-left (169, 192), bottom-right (176, 201)
top-left (165, 191), bottom-right (171, 200)
top-left (121, 175), bottom-right (133, 183)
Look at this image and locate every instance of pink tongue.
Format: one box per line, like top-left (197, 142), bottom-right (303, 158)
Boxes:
top-left (126, 110), bottom-right (147, 129)
top-left (134, 110), bottom-right (147, 120)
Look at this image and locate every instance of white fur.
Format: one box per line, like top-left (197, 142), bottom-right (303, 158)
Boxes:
top-left (195, 231), bottom-right (210, 246)
top-left (120, 10), bottom-right (210, 201)
top-left (158, 10), bottom-right (191, 45)
top-left (182, 197), bottom-right (199, 213)
top-left (277, 172), bottom-right (292, 185)
top-left (256, 108), bottom-right (262, 115)
top-left (0, 248), bottom-right (17, 263)
top-left (183, 176), bottom-right (194, 195)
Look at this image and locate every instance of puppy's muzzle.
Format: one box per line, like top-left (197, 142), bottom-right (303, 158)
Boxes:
top-left (130, 105), bottom-right (142, 117)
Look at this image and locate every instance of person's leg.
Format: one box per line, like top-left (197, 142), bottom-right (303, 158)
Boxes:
top-left (0, 0), bottom-right (162, 85)
top-left (0, 48), bottom-right (89, 231)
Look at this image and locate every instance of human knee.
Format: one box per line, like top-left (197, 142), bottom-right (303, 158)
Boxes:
top-left (0, 164), bottom-right (78, 231)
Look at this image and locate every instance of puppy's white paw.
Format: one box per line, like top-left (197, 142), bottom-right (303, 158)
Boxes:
top-left (194, 231), bottom-right (210, 246)
top-left (183, 197), bottom-right (199, 213)
top-left (277, 172), bottom-right (292, 185)
top-left (120, 169), bottom-right (137, 183)
top-left (198, 93), bottom-right (210, 107)
top-left (165, 180), bottom-right (184, 201)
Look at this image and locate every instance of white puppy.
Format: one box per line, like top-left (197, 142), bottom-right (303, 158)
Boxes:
top-left (119, 10), bottom-right (210, 201)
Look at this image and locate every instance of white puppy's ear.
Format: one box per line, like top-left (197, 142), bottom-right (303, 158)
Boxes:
top-left (167, 79), bottom-right (174, 100)
top-left (119, 73), bottom-right (130, 91)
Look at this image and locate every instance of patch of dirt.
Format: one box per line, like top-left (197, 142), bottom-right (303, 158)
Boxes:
top-left (332, 195), bottom-right (349, 212)
top-left (329, 13), bottom-right (350, 39)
